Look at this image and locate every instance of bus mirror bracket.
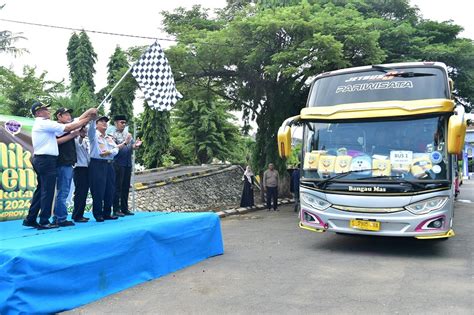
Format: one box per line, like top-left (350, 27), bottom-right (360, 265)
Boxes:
top-left (447, 109), bottom-right (467, 154)
top-left (277, 115), bottom-right (300, 159)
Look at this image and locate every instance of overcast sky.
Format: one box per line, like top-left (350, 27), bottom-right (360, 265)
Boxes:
top-left (0, 0), bottom-right (472, 116)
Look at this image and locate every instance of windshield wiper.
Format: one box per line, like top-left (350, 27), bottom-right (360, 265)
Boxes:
top-left (357, 175), bottom-right (425, 190)
top-left (372, 65), bottom-right (394, 73)
top-left (390, 72), bottom-right (434, 78)
top-left (316, 169), bottom-right (376, 189)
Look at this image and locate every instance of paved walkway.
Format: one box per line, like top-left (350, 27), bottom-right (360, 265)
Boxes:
top-left (68, 180), bottom-right (474, 314)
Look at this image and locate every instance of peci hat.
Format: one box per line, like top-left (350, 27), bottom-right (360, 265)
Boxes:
top-left (114, 115), bottom-right (127, 122)
top-left (54, 107), bottom-right (73, 117)
top-left (31, 101), bottom-right (50, 116)
top-left (96, 116), bottom-right (110, 123)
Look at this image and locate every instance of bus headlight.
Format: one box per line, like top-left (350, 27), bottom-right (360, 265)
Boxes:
top-left (300, 192), bottom-right (331, 211)
top-left (405, 197), bottom-right (448, 215)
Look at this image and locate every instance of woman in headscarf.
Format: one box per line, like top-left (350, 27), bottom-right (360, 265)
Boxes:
top-left (240, 165), bottom-right (255, 207)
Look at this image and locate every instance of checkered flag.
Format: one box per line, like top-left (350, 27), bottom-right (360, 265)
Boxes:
top-left (132, 41), bottom-right (182, 111)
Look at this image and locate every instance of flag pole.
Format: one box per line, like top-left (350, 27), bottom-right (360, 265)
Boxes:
top-left (97, 65), bottom-right (134, 110)
top-left (131, 119), bottom-right (137, 212)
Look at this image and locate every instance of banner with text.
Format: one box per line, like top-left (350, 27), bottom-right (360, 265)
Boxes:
top-left (0, 114), bottom-right (35, 222)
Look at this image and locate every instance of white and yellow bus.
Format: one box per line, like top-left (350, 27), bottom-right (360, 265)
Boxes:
top-left (278, 62), bottom-right (469, 239)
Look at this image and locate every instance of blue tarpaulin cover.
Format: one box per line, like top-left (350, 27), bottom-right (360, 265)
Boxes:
top-left (0, 212), bottom-right (224, 314)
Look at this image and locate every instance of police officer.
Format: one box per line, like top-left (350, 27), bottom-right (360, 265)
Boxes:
top-left (110, 115), bottom-right (142, 216)
top-left (88, 116), bottom-right (123, 222)
top-left (23, 102), bottom-right (97, 230)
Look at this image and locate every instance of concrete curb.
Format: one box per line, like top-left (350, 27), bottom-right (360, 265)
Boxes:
top-left (217, 198), bottom-right (295, 218)
top-left (135, 164), bottom-right (181, 175)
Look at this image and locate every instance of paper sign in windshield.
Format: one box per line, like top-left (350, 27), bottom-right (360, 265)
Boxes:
top-left (390, 150), bottom-right (413, 164)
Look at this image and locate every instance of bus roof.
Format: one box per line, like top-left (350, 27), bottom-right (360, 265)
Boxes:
top-left (315, 61), bottom-right (448, 80)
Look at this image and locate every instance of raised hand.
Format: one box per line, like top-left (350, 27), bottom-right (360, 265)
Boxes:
top-left (134, 137), bottom-right (143, 148)
top-left (99, 150), bottom-right (111, 157)
top-left (125, 133), bottom-right (132, 144)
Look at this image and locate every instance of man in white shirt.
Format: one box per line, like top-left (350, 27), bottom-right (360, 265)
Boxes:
top-left (23, 102), bottom-right (97, 230)
top-left (88, 116), bottom-right (122, 222)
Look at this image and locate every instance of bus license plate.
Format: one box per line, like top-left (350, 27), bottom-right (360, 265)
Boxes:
top-left (350, 219), bottom-right (380, 231)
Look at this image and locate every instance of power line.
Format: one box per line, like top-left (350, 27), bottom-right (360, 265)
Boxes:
top-left (0, 17), bottom-right (247, 49)
top-left (0, 18), bottom-right (176, 42)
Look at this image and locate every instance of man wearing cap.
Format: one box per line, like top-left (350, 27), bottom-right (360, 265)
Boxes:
top-left (88, 116), bottom-right (122, 222)
top-left (110, 115), bottom-right (142, 217)
top-left (23, 102), bottom-right (97, 230)
top-left (52, 107), bottom-right (79, 227)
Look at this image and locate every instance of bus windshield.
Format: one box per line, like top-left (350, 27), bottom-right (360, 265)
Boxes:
top-left (308, 66), bottom-right (448, 106)
top-left (302, 116), bottom-right (449, 182)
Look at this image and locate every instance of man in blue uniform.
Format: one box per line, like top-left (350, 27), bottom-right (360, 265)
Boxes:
top-left (110, 115), bottom-right (142, 217)
top-left (23, 102), bottom-right (96, 230)
top-left (88, 116), bottom-right (125, 222)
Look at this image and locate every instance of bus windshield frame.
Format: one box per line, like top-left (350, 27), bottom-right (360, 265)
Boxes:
top-left (302, 116), bottom-right (451, 188)
top-left (307, 65), bottom-right (449, 107)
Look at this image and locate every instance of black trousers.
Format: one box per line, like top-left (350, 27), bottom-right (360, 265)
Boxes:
top-left (294, 190), bottom-right (300, 212)
top-left (72, 166), bottom-right (89, 219)
top-left (266, 186), bottom-right (278, 210)
top-left (26, 155), bottom-right (58, 225)
top-left (89, 159), bottom-right (115, 218)
top-left (113, 164), bottom-right (132, 213)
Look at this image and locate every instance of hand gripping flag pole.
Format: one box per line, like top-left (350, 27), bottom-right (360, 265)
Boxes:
top-left (97, 41), bottom-right (182, 211)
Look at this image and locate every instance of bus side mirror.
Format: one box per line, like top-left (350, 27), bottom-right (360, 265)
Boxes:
top-left (447, 114), bottom-right (467, 154)
top-left (277, 125), bottom-right (292, 159)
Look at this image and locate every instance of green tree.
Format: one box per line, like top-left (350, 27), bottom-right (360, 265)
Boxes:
top-left (106, 46), bottom-right (136, 124)
top-left (169, 122), bottom-right (195, 165)
top-left (162, 0), bottom-right (473, 175)
top-left (0, 66), bottom-right (65, 117)
top-left (55, 83), bottom-right (97, 115)
top-left (137, 104), bottom-right (171, 168)
top-left (0, 30), bottom-right (27, 56)
top-left (67, 31), bottom-right (97, 94)
top-left (0, 4), bottom-right (27, 56)
top-left (174, 94), bottom-right (241, 164)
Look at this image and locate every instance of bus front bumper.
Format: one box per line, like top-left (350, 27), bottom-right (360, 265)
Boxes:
top-left (299, 207), bottom-right (455, 239)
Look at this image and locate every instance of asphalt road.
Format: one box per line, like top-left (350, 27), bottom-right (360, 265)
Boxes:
top-left (69, 181), bottom-right (474, 314)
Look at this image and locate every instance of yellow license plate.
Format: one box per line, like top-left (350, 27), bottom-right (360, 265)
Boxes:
top-left (350, 219), bottom-right (381, 231)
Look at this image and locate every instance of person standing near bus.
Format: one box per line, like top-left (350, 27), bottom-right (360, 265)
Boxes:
top-left (290, 164), bottom-right (301, 212)
top-left (263, 163), bottom-right (279, 211)
top-left (240, 165), bottom-right (255, 207)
